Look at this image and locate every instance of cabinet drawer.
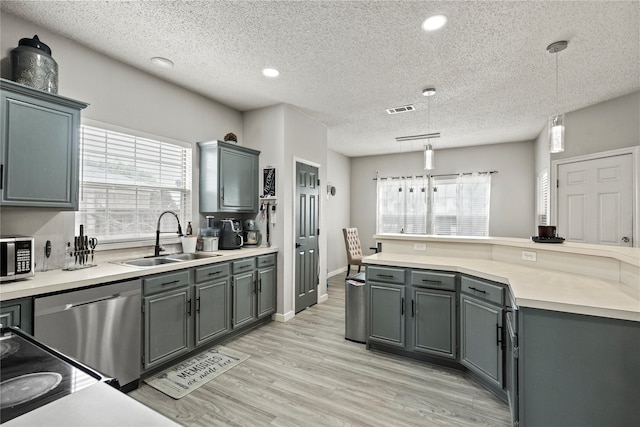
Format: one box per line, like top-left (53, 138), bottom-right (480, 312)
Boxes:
top-left (461, 276), bottom-right (504, 306)
top-left (143, 270), bottom-right (190, 295)
top-left (195, 263), bottom-right (230, 283)
top-left (411, 270), bottom-right (456, 291)
top-left (257, 254), bottom-right (276, 268)
top-left (232, 258), bottom-right (256, 274)
top-left (367, 266), bottom-right (405, 284)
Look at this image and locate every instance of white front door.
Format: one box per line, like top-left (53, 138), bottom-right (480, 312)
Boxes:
top-left (557, 154), bottom-right (633, 246)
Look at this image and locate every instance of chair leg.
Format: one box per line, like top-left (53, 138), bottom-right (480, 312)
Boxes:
top-left (347, 265), bottom-right (351, 277)
top-left (357, 265), bottom-right (361, 273)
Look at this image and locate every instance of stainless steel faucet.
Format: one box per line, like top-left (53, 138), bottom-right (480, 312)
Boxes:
top-left (154, 211), bottom-right (183, 257)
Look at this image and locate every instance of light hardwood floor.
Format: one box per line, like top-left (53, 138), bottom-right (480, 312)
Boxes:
top-left (129, 273), bottom-right (511, 426)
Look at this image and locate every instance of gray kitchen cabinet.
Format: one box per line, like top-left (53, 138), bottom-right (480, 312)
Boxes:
top-left (257, 254), bottom-right (276, 318)
top-left (142, 271), bottom-right (191, 370)
top-left (198, 140), bottom-right (260, 213)
top-left (194, 263), bottom-right (231, 346)
top-left (518, 308), bottom-right (640, 427)
top-left (460, 275), bottom-right (505, 390)
top-left (411, 287), bottom-right (456, 359)
top-left (367, 266), bottom-right (406, 347)
top-left (0, 78), bottom-right (87, 209)
top-left (0, 297), bottom-right (33, 333)
top-left (232, 258), bottom-right (257, 328)
top-left (505, 294), bottom-right (519, 426)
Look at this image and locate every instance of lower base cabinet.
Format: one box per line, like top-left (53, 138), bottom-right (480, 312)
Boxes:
top-left (194, 263), bottom-right (231, 346)
top-left (232, 258), bottom-right (257, 328)
top-left (412, 287), bottom-right (456, 358)
top-left (257, 254), bottom-right (277, 318)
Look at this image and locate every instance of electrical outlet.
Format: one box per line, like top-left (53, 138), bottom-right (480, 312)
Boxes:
top-left (414, 243), bottom-right (427, 251)
top-left (522, 251), bottom-right (537, 261)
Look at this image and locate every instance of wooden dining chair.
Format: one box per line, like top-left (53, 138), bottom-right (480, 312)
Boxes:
top-left (342, 228), bottom-right (364, 276)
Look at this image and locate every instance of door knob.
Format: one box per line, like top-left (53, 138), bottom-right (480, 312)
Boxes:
top-left (621, 236), bottom-right (630, 243)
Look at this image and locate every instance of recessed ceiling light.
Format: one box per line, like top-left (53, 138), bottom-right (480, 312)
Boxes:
top-left (422, 87), bottom-right (436, 97)
top-left (422, 15), bottom-right (447, 31)
top-left (262, 68), bottom-right (280, 78)
top-left (151, 57), bottom-right (174, 69)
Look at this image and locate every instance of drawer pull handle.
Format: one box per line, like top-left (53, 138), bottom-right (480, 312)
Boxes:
top-left (238, 265), bottom-right (251, 270)
top-left (422, 279), bottom-right (442, 285)
top-left (208, 270), bottom-right (223, 275)
top-left (162, 280), bottom-right (180, 286)
top-left (468, 286), bottom-right (487, 294)
top-left (377, 274), bottom-right (394, 279)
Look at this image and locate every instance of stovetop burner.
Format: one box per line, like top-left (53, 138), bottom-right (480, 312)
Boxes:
top-left (0, 327), bottom-right (117, 424)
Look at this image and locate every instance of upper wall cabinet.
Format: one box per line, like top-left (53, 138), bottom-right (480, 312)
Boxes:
top-left (0, 79), bottom-right (88, 209)
top-left (198, 140), bottom-right (260, 213)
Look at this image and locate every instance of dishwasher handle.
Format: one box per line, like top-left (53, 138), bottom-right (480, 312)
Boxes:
top-left (64, 293), bottom-right (122, 310)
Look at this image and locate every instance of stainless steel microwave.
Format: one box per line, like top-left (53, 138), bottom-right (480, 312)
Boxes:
top-left (0, 236), bottom-right (35, 281)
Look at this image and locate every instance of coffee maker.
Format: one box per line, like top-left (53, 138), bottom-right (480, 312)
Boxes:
top-left (219, 219), bottom-right (243, 249)
top-left (243, 219), bottom-right (262, 246)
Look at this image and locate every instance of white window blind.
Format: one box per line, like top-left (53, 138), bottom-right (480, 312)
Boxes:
top-left (377, 173), bottom-right (491, 236)
top-left (76, 125), bottom-right (192, 242)
top-left (537, 169), bottom-right (550, 226)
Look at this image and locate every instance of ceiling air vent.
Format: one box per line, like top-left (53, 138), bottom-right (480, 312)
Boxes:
top-left (386, 104), bottom-right (415, 115)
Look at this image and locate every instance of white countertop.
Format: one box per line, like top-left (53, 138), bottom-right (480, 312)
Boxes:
top-left (0, 247), bottom-right (278, 301)
top-left (4, 382), bottom-right (179, 427)
top-left (363, 252), bottom-right (640, 322)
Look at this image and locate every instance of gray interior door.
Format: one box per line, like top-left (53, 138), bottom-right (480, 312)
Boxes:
top-left (295, 162), bottom-right (319, 313)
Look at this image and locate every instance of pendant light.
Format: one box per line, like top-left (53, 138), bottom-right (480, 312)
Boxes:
top-left (547, 40), bottom-right (568, 153)
top-left (423, 87), bottom-right (436, 170)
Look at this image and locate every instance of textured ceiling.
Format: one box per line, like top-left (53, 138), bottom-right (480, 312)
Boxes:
top-left (2, 1), bottom-right (638, 157)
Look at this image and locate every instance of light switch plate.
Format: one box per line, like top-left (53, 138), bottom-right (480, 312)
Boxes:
top-left (522, 251), bottom-right (537, 261)
top-left (414, 243), bottom-right (427, 251)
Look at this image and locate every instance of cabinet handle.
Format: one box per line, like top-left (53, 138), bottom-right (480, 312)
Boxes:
top-left (238, 265), bottom-right (251, 270)
top-left (208, 270), bottom-right (223, 275)
top-left (221, 186), bottom-right (224, 201)
top-left (0, 164), bottom-right (3, 189)
top-left (162, 280), bottom-right (180, 286)
top-left (496, 324), bottom-right (503, 347)
top-left (187, 298), bottom-right (192, 316)
top-left (377, 274), bottom-right (394, 279)
top-left (468, 286), bottom-right (487, 294)
top-left (411, 299), bottom-right (415, 317)
top-left (422, 279), bottom-right (441, 285)
top-left (258, 278), bottom-right (262, 292)
top-left (401, 297), bottom-right (405, 315)
top-left (196, 297), bottom-right (201, 313)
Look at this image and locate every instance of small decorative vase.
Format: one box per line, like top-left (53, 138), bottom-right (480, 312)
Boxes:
top-left (11, 35), bottom-right (58, 94)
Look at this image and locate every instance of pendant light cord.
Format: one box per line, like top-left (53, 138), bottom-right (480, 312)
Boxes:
top-left (555, 52), bottom-right (559, 116)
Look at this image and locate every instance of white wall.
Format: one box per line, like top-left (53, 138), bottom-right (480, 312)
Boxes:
top-left (243, 105), bottom-right (328, 320)
top-left (350, 141), bottom-right (536, 251)
top-left (0, 13), bottom-right (242, 270)
top-left (326, 150), bottom-right (351, 275)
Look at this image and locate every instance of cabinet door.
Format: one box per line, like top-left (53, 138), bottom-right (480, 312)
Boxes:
top-left (460, 294), bottom-right (503, 388)
top-left (412, 287), bottom-right (456, 359)
top-left (0, 297), bottom-right (33, 333)
top-left (368, 281), bottom-right (405, 347)
top-left (257, 266), bottom-right (276, 318)
top-left (195, 279), bottom-right (230, 346)
top-left (1, 90), bottom-right (81, 208)
top-left (144, 287), bottom-right (191, 369)
top-left (219, 146), bottom-right (258, 212)
top-left (232, 271), bottom-right (257, 328)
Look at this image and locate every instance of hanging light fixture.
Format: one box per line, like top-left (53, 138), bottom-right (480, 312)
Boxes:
top-left (547, 40), bottom-right (568, 153)
top-left (423, 87), bottom-right (436, 170)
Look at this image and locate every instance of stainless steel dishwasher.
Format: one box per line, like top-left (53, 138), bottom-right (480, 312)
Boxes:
top-left (34, 279), bottom-right (141, 390)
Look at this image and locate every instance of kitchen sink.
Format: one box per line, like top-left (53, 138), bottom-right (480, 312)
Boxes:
top-left (117, 252), bottom-right (221, 268)
top-left (165, 252), bottom-right (221, 261)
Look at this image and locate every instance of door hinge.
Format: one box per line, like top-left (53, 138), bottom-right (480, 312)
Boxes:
top-left (556, 179), bottom-right (559, 188)
top-left (514, 345), bottom-right (519, 359)
top-left (317, 179), bottom-right (320, 186)
top-left (317, 228), bottom-right (320, 235)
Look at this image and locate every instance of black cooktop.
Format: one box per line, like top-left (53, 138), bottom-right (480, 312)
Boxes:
top-left (0, 327), bottom-right (116, 424)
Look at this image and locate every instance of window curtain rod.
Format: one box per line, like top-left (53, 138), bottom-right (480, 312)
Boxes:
top-left (373, 170), bottom-right (498, 181)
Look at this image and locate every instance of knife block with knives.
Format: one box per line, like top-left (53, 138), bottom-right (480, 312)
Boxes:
top-left (63, 224), bottom-right (98, 271)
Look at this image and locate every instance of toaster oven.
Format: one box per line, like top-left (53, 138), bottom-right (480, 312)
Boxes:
top-left (0, 236), bottom-right (35, 281)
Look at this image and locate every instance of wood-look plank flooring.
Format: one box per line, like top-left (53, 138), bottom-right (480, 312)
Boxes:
top-left (129, 273), bottom-right (510, 426)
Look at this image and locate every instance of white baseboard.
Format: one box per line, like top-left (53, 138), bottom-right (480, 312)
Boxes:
top-left (328, 266), bottom-right (348, 277)
top-left (318, 292), bottom-right (329, 303)
top-left (273, 310), bottom-right (295, 323)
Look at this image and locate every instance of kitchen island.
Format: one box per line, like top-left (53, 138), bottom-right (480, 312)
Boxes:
top-left (363, 235), bottom-right (639, 427)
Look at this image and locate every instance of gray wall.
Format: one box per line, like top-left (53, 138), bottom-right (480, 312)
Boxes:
top-left (350, 141), bottom-right (536, 251)
top-left (326, 150), bottom-right (351, 275)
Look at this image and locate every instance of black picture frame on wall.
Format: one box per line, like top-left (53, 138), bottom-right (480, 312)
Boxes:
top-left (263, 167), bottom-right (276, 198)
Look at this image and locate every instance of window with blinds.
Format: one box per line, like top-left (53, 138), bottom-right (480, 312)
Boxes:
top-left (537, 169), bottom-right (550, 225)
top-left (377, 174), bottom-right (491, 236)
top-left (76, 125), bottom-right (192, 242)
